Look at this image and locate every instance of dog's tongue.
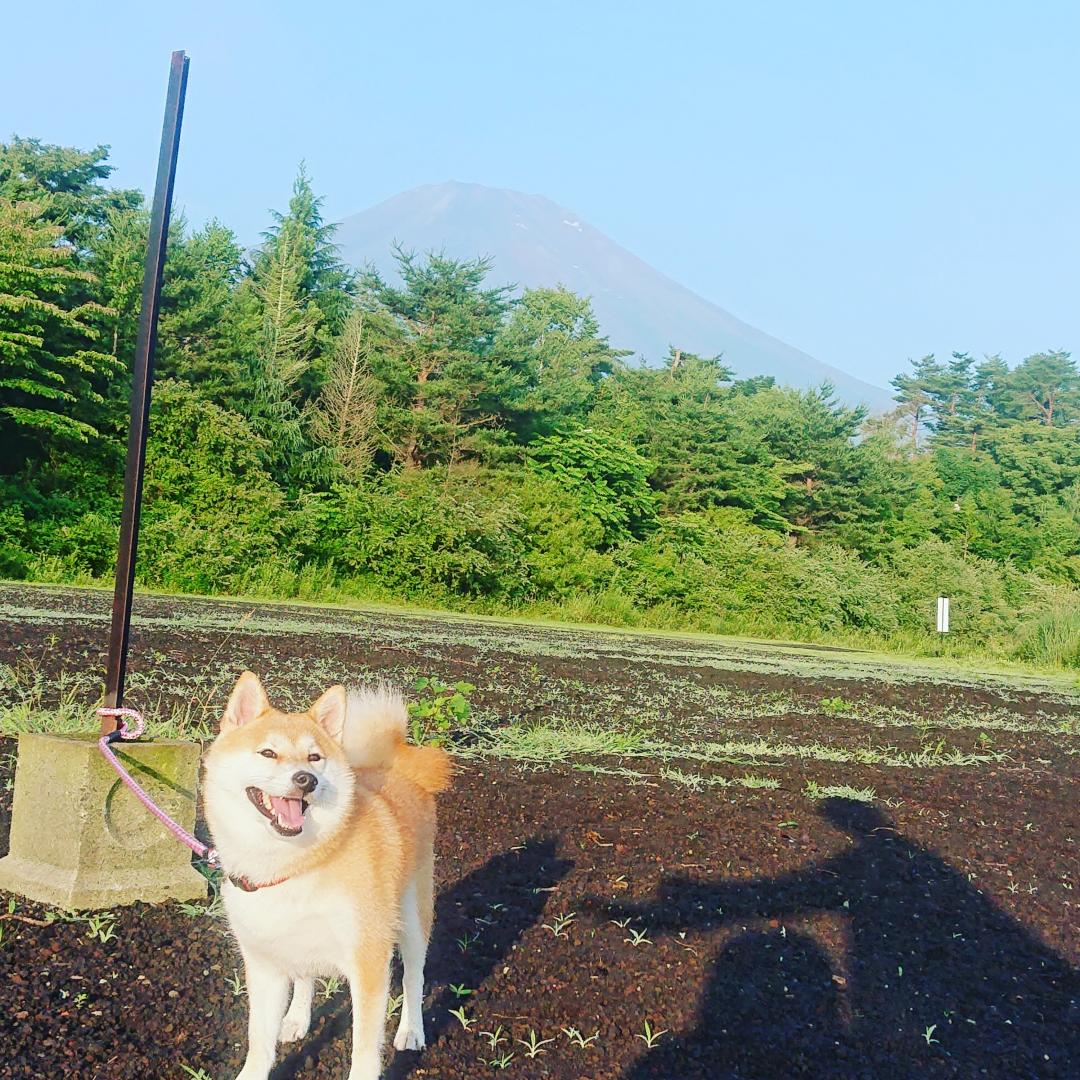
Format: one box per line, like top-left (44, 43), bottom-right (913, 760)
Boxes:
top-left (269, 796), bottom-right (304, 831)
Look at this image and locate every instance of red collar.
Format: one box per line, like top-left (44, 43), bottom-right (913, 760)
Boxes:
top-left (228, 873), bottom-right (289, 893)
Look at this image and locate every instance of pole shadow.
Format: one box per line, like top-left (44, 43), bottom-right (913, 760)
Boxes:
top-left (613, 798), bottom-right (1079, 1079)
top-left (271, 835), bottom-right (573, 1080)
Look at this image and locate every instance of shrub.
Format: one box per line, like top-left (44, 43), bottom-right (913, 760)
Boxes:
top-left (137, 380), bottom-right (286, 592)
top-left (529, 427), bottom-right (657, 545)
top-left (885, 537), bottom-right (1027, 641)
top-left (407, 676), bottom-right (476, 746)
top-left (336, 468), bottom-right (531, 601)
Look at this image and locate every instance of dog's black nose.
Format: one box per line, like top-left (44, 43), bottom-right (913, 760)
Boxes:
top-left (292, 770), bottom-right (318, 793)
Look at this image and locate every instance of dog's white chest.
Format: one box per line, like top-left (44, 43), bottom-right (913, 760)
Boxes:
top-left (224, 878), bottom-right (358, 977)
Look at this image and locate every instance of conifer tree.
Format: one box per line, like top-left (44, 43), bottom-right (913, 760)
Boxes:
top-left (0, 198), bottom-right (117, 454)
top-left (308, 307), bottom-right (379, 478)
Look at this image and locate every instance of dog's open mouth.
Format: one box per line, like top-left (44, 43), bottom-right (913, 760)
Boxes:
top-left (246, 786), bottom-right (309, 836)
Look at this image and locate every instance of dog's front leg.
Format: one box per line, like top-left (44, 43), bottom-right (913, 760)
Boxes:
top-left (236, 953), bottom-right (290, 1080)
top-left (346, 942), bottom-right (393, 1080)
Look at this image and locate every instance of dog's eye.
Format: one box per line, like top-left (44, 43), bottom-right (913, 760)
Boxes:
top-left (308, 753), bottom-right (322, 763)
top-left (258, 748), bottom-right (277, 759)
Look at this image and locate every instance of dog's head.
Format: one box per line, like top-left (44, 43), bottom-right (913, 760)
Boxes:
top-left (203, 672), bottom-right (355, 852)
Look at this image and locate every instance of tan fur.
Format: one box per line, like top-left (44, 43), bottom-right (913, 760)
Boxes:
top-left (203, 672), bottom-right (450, 1080)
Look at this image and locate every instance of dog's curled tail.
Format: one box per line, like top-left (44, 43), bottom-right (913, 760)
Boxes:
top-left (343, 684), bottom-right (452, 794)
top-left (394, 743), bottom-right (453, 795)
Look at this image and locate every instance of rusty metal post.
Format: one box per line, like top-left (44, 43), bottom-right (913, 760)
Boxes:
top-left (101, 51), bottom-right (189, 734)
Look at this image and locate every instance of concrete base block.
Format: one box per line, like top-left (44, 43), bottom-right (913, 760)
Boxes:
top-left (0, 732), bottom-right (207, 910)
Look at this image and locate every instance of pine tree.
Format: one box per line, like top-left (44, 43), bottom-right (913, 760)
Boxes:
top-left (495, 286), bottom-right (623, 442)
top-left (157, 218), bottom-right (247, 391)
top-left (0, 137), bottom-right (141, 254)
top-left (361, 248), bottom-right (513, 468)
top-left (259, 163), bottom-right (355, 336)
top-left (926, 352), bottom-right (977, 446)
top-left (1006, 350), bottom-right (1079, 427)
top-left (308, 308), bottom-right (379, 478)
top-left (237, 232), bottom-right (326, 489)
top-left (0, 198), bottom-right (118, 454)
top-left (890, 354), bottom-right (942, 449)
top-left (252, 231), bottom-right (319, 388)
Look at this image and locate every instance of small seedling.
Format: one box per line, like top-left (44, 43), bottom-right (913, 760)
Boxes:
top-left (85, 912), bottom-right (118, 944)
top-left (923, 1024), bottom-right (939, 1045)
top-left (481, 1025), bottom-right (508, 1051)
top-left (386, 992), bottom-right (404, 1018)
top-left (456, 931), bottom-right (480, 953)
top-left (225, 969), bottom-right (246, 997)
top-left (180, 1068), bottom-right (216, 1080)
top-left (317, 976), bottom-right (343, 999)
top-left (562, 1026), bottom-right (600, 1049)
top-left (819, 696), bottom-right (854, 715)
top-left (487, 1051), bottom-right (515, 1069)
top-left (542, 912), bottom-right (576, 938)
top-left (636, 1020), bottom-right (668, 1048)
top-left (517, 1030), bottom-right (555, 1058)
top-left (449, 983), bottom-right (474, 999)
top-left (449, 1006), bottom-right (475, 1031)
top-left (624, 927), bottom-right (651, 947)
top-left (609, 917), bottom-right (632, 929)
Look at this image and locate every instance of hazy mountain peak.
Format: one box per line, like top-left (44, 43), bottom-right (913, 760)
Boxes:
top-left (336, 181), bottom-right (891, 409)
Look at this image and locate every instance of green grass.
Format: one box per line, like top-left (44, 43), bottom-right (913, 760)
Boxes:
top-left (659, 766), bottom-right (781, 791)
top-left (804, 780), bottom-right (877, 802)
top-left (6, 583), bottom-right (1071, 699)
top-left (459, 718), bottom-right (1006, 771)
top-left (0, 658), bottom-right (214, 741)
top-left (1013, 606), bottom-right (1080, 670)
top-left (5, 577), bottom-right (1080, 683)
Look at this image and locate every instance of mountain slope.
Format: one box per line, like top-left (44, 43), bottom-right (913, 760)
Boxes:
top-left (335, 182), bottom-right (891, 409)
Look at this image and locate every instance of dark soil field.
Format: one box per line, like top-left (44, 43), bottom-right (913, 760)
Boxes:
top-left (1, 583), bottom-right (1077, 1079)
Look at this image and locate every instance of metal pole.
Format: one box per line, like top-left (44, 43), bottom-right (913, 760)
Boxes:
top-left (101, 51), bottom-right (189, 734)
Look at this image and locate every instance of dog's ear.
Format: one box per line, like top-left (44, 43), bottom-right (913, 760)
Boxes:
top-left (311, 684), bottom-right (347, 742)
top-left (222, 671), bottom-right (270, 731)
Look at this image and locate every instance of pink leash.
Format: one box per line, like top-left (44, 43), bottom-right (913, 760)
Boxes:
top-left (96, 707), bottom-right (220, 869)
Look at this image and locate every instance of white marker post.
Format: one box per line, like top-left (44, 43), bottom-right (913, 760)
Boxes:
top-left (936, 596), bottom-right (950, 635)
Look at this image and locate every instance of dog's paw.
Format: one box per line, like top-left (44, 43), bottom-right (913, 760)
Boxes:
top-left (393, 1023), bottom-right (426, 1052)
top-left (278, 1014), bottom-right (311, 1044)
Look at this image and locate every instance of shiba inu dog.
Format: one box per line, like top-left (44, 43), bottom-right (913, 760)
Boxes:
top-left (203, 671), bottom-right (451, 1080)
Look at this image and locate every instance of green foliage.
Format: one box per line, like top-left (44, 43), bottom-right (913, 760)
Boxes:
top-left (138, 380), bottom-right (286, 592)
top-left (335, 470), bottom-right (531, 600)
top-left (495, 286), bottom-right (621, 441)
top-left (361, 247), bottom-right (513, 467)
top-left (408, 676), bottom-right (475, 746)
top-left (819, 696), bottom-right (855, 715)
top-left (0, 198), bottom-right (119, 449)
top-left (260, 163), bottom-right (355, 337)
top-left (1012, 604), bottom-right (1080, 670)
top-left (529, 427), bottom-right (656, 544)
top-left (0, 137), bottom-right (142, 253)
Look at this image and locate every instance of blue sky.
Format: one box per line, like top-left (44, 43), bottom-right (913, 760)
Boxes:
top-left (2, 1), bottom-right (1076, 388)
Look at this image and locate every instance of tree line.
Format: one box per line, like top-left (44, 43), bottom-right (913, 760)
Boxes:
top-left (2, 137), bottom-right (1078, 666)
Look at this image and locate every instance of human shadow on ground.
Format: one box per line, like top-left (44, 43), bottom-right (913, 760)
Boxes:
top-left (614, 798), bottom-right (1079, 1080)
top-left (271, 836), bottom-right (573, 1080)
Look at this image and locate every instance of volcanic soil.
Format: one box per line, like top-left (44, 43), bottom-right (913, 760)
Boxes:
top-left (0, 584), bottom-right (1077, 1079)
